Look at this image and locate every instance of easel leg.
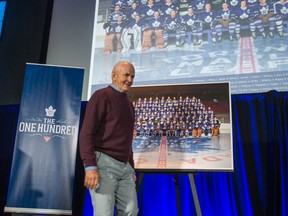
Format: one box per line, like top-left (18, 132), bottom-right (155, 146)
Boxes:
top-left (174, 174), bottom-right (182, 216)
top-left (188, 173), bottom-right (202, 216)
top-left (136, 172), bottom-right (144, 192)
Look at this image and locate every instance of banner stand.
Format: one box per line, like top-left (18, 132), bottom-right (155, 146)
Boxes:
top-left (5, 64), bottom-right (84, 215)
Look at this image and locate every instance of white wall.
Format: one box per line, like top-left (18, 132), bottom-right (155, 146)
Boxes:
top-left (46, 0), bottom-right (96, 101)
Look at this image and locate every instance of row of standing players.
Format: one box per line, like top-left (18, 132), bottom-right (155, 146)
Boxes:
top-left (103, 0), bottom-right (288, 54)
top-left (132, 96), bottom-right (221, 138)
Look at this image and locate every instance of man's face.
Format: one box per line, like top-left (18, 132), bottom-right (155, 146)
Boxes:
top-left (222, 2), bottom-right (228, 9)
top-left (154, 11), bottom-right (160, 18)
top-left (241, 1), bottom-right (247, 7)
top-left (171, 10), bottom-right (176, 18)
top-left (115, 5), bottom-right (120, 12)
top-left (112, 63), bottom-right (135, 92)
top-left (205, 3), bottom-right (211, 11)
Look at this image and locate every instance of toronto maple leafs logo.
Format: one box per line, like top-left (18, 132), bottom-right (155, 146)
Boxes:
top-left (113, 14), bottom-right (120, 21)
top-left (115, 0), bottom-right (123, 6)
top-left (132, 11), bottom-right (137, 19)
top-left (281, 6), bottom-right (288, 14)
top-left (187, 19), bottom-right (195, 26)
top-left (45, 106), bottom-right (56, 117)
top-left (197, 2), bottom-right (204, 10)
top-left (260, 6), bottom-right (268, 15)
top-left (147, 9), bottom-right (154, 16)
top-left (230, 0), bottom-right (239, 6)
top-left (168, 21), bottom-right (177, 29)
top-left (205, 15), bottom-right (212, 23)
top-left (166, 8), bottom-right (173, 15)
top-left (222, 12), bottom-right (230, 19)
top-left (115, 25), bottom-right (122, 32)
top-left (153, 20), bottom-right (160, 27)
top-left (240, 13), bottom-right (249, 19)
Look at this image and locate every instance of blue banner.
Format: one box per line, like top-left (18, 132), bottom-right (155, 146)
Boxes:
top-left (5, 64), bottom-right (84, 214)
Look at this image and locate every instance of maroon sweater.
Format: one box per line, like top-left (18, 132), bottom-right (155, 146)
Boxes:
top-left (80, 85), bottom-right (135, 168)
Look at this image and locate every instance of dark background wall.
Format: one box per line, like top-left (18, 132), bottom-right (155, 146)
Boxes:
top-left (0, 0), bottom-right (96, 105)
top-left (0, 0), bottom-right (53, 105)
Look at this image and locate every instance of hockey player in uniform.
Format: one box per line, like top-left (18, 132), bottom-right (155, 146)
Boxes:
top-left (121, 13), bottom-right (147, 52)
top-left (167, 122), bottom-right (176, 136)
top-left (141, 0), bottom-right (159, 21)
top-left (160, 0), bottom-right (179, 18)
top-left (227, 0), bottom-right (241, 10)
top-left (187, 121), bottom-right (194, 137)
top-left (163, 9), bottom-right (186, 47)
top-left (198, 3), bottom-right (217, 44)
top-left (192, 121), bottom-right (202, 137)
top-left (234, 0), bottom-right (256, 39)
top-left (182, 7), bottom-right (203, 45)
top-left (273, 0), bottom-right (288, 37)
top-left (135, 120), bottom-right (142, 137)
top-left (211, 116), bottom-right (221, 136)
top-left (162, 122), bottom-right (168, 136)
top-left (112, 0), bottom-right (126, 9)
top-left (214, 2), bottom-right (237, 41)
top-left (142, 10), bottom-right (165, 51)
top-left (124, 0), bottom-right (141, 10)
top-left (126, 2), bottom-right (142, 22)
top-left (104, 15), bottom-right (126, 55)
top-left (107, 4), bottom-right (126, 25)
top-left (191, 0), bottom-right (208, 14)
top-left (252, 0), bottom-right (276, 38)
top-left (202, 120), bottom-right (212, 137)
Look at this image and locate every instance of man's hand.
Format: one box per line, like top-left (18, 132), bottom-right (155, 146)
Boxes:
top-left (84, 169), bottom-right (99, 190)
top-left (133, 174), bottom-right (137, 182)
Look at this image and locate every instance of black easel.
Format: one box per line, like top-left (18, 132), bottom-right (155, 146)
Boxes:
top-left (174, 174), bottom-right (182, 216)
top-left (136, 173), bottom-right (202, 216)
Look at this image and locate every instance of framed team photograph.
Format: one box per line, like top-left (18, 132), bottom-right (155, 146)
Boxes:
top-left (127, 82), bottom-right (233, 172)
top-left (89, 0), bottom-right (288, 97)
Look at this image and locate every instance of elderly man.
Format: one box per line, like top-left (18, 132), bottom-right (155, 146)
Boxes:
top-left (80, 61), bottom-right (138, 216)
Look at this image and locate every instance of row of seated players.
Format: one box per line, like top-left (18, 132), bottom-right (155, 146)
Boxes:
top-left (132, 96), bottom-right (221, 137)
top-left (134, 117), bottom-right (221, 137)
top-left (103, 0), bottom-right (288, 53)
top-left (133, 96), bottom-right (212, 115)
